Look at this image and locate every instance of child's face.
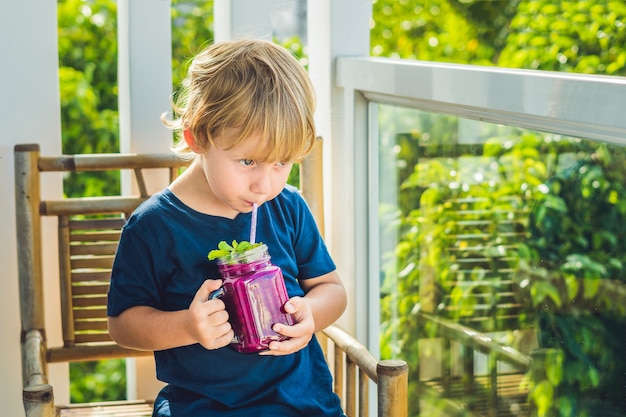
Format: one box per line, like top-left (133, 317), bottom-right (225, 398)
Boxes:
top-left (200, 128), bottom-right (293, 215)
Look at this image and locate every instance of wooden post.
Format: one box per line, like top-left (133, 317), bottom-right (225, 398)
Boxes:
top-left (15, 144), bottom-right (45, 333)
top-left (15, 145), bottom-right (47, 373)
top-left (300, 137), bottom-right (325, 234)
top-left (22, 330), bottom-right (53, 417)
top-left (57, 215), bottom-right (75, 347)
top-left (377, 359), bottom-right (408, 417)
top-left (16, 145), bottom-right (55, 417)
top-left (23, 384), bottom-right (54, 417)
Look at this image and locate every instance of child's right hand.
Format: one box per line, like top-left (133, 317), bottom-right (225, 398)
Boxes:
top-left (185, 279), bottom-right (234, 350)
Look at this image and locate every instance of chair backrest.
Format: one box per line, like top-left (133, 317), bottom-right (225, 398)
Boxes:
top-left (15, 144), bottom-right (190, 366)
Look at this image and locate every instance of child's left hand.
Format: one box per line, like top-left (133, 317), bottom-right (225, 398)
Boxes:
top-left (259, 296), bottom-right (314, 356)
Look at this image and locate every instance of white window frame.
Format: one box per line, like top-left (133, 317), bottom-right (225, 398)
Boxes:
top-left (334, 56), bottom-right (626, 353)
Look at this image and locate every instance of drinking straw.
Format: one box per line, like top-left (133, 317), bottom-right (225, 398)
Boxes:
top-left (250, 203), bottom-right (258, 244)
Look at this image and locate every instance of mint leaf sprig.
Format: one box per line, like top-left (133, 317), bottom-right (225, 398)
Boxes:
top-left (208, 240), bottom-right (264, 260)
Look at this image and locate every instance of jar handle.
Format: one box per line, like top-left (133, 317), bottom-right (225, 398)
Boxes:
top-left (208, 287), bottom-right (225, 300)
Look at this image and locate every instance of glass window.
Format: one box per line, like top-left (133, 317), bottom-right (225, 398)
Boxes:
top-left (376, 103), bottom-right (626, 417)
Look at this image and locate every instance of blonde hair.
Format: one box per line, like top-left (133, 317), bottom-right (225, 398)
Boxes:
top-left (163, 39), bottom-right (316, 163)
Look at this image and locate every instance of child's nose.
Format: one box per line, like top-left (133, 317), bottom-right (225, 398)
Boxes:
top-left (251, 168), bottom-right (273, 194)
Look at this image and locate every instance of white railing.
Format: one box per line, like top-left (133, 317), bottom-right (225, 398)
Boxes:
top-left (337, 56), bottom-right (626, 146)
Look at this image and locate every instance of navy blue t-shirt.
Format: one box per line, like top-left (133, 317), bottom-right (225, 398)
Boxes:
top-left (107, 185), bottom-right (344, 417)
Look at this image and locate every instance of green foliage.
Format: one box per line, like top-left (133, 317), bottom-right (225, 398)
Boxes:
top-left (378, 112), bottom-right (626, 415)
top-left (208, 240), bottom-right (264, 260)
top-left (520, 149), bottom-right (626, 416)
top-left (58, 0), bottom-right (119, 111)
top-left (447, 0), bottom-right (519, 49)
top-left (370, 0), bottom-right (495, 64)
top-left (373, 1), bottom-right (626, 415)
top-left (69, 359), bottom-right (126, 403)
top-left (380, 123), bottom-right (550, 365)
top-left (278, 37), bottom-right (306, 189)
top-left (372, 0), bottom-right (626, 76)
top-left (499, 0), bottom-right (626, 74)
top-left (58, 0), bottom-right (120, 198)
top-left (171, 0), bottom-right (214, 90)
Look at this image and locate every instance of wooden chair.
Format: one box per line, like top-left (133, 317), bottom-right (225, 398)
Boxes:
top-left (15, 143), bottom-right (408, 417)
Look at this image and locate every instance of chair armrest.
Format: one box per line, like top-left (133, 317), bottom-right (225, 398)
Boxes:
top-left (322, 324), bottom-right (408, 417)
top-left (323, 325), bottom-right (378, 380)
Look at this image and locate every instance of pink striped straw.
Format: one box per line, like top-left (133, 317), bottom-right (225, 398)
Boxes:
top-left (250, 203), bottom-right (258, 244)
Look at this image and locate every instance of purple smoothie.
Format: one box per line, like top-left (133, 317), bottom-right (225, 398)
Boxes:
top-left (215, 244), bottom-right (294, 353)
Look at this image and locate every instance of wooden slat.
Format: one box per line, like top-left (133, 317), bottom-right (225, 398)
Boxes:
top-left (41, 196), bottom-right (146, 216)
top-left (38, 152), bottom-right (188, 172)
top-left (72, 332), bottom-right (109, 342)
top-left (74, 333), bottom-right (113, 344)
top-left (47, 344), bottom-right (151, 363)
top-left (70, 243), bottom-right (118, 256)
top-left (57, 400), bottom-right (153, 417)
top-left (72, 296), bottom-right (108, 308)
top-left (317, 331), bottom-right (329, 359)
top-left (71, 257), bottom-right (114, 270)
top-left (71, 271), bottom-right (112, 282)
top-left (74, 321), bottom-right (108, 331)
top-left (346, 357), bottom-right (357, 417)
top-left (359, 368), bottom-right (369, 417)
top-left (69, 217), bottom-right (126, 230)
top-left (72, 284), bottom-right (109, 296)
top-left (59, 215), bottom-right (75, 348)
top-left (73, 308), bottom-right (107, 319)
top-left (71, 231), bottom-right (122, 243)
top-left (334, 348), bottom-right (345, 408)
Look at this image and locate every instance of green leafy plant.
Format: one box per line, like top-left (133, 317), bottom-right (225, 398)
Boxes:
top-left (208, 240), bottom-right (264, 260)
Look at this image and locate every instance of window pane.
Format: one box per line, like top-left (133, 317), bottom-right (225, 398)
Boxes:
top-left (377, 103), bottom-right (626, 417)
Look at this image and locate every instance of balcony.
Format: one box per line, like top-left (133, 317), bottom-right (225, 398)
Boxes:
top-left (3, 1), bottom-right (626, 416)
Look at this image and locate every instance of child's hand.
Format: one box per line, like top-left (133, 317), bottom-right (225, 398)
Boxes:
top-left (185, 279), bottom-right (234, 351)
top-left (259, 296), bottom-right (315, 356)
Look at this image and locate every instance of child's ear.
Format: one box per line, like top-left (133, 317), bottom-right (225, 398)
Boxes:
top-left (183, 129), bottom-right (203, 153)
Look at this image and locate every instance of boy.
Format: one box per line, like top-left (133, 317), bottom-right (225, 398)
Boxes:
top-left (107, 38), bottom-right (347, 416)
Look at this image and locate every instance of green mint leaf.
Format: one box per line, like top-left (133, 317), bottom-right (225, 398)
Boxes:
top-left (237, 241), bottom-right (252, 251)
top-left (208, 240), bottom-right (264, 260)
top-left (218, 241), bottom-right (234, 251)
top-left (208, 249), bottom-right (228, 260)
top-left (208, 240), bottom-right (263, 261)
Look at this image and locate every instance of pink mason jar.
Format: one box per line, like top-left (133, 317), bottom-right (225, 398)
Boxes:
top-left (211, 244), bottom-right (294, 353)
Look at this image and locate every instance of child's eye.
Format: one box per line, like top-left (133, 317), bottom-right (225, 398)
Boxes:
top-left (239, 159), bottom-right (255, 166)
top-left (276, 161), bottom-right (287, 167)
